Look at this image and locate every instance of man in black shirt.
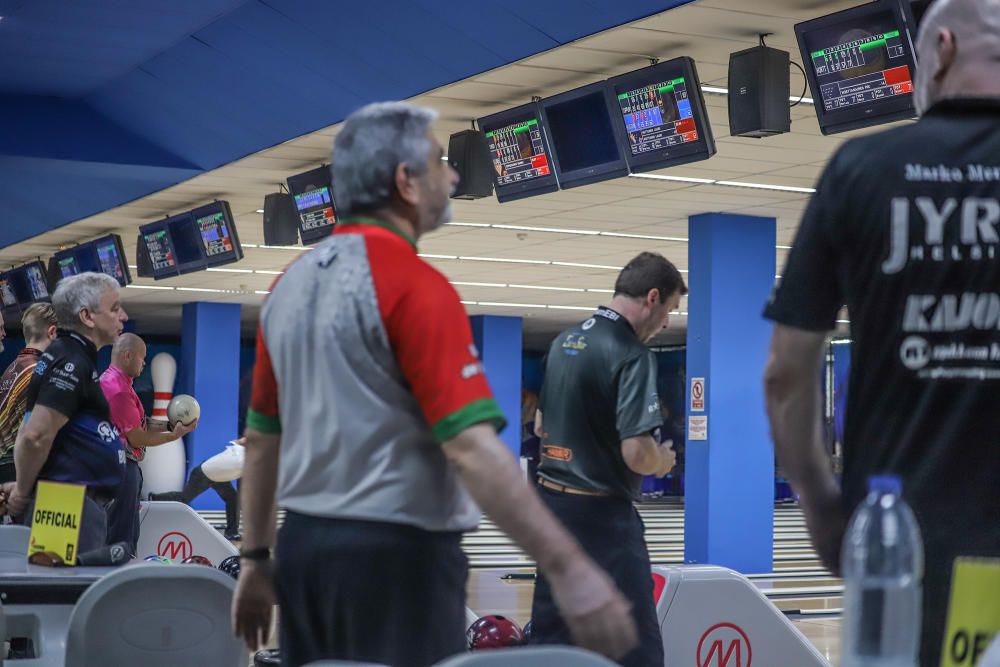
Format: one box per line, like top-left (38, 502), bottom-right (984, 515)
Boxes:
top-left (763, 1), bottom-right (1000, 665)
top-left (530, 252), bottom-right (684, 666)
top-left (2, 273), bottom-right (129, 556)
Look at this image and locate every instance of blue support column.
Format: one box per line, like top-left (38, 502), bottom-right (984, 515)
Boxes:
top-left (180, 302), bottom-right (241, 510)
top-left (685, 213), bottom-right (775, 573)
top-left (470, 315), bottom-right (522, 458)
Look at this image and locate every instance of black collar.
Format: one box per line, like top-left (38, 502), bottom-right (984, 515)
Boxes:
top-left (58, 329), bottom-right (98, 362)
top-left (594, 306), bottom-right (637, 336)
top-left (925, 97), bottom-right (1000, 117)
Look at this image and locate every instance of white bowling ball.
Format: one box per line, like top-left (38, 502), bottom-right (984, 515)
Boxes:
top-left (168, 394), bottom-right (201, 426)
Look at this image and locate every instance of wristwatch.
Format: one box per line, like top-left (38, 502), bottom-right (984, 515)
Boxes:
top-left (239, 546), bottom-right (272, 561)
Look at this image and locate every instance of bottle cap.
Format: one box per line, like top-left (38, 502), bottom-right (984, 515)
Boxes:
top-left (869, 475), bottom-right (902, 495)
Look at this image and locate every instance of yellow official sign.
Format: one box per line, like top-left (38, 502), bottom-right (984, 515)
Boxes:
top-left (28, 481), bottom-right (85, 566)
top-left (940, 558), bottom-right (1000, 666)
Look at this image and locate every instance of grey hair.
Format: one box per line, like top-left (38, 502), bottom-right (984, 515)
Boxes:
top-left (52, 272), bottom-right (120, 330)
top-left (332, 102), bottom-right (438, 217)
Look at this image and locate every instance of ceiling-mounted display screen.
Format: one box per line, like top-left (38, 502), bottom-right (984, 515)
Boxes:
top-left (606, 56), bottom-right (716, 173)
top-left (138, 200), bottom-right (242, 280)
top-left (538, 81), bottom-right (629, 190)
top-left (477, 103), bottom-right (559, 203)
top-left (52, 234), bottom-right (132, 287)
top-left (0, 274), bottom-right (17, 310)
top-left (796, 0), bottom-right (918, 135)
top-left (4, 261), bottom-right (51, 307)
top-left (286, 166), bottom-right (336, 246)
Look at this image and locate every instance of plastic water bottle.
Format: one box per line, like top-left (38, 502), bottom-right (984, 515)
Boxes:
top-left (841, 475), bottom-right (924, 667)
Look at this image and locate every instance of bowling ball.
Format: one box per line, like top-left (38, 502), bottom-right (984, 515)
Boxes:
top-left (467, 615), bottom-right (526, 650)
top-left (168, 394), bottom-right (201, 426)
top-left (218, 555), bottom-right (241, 579)
top-left (144, 555), bottom-right (172, 564)
top-left (182, 555), bottom-right (214, 567)
top-left (253, 649), bottom-right (281, 666)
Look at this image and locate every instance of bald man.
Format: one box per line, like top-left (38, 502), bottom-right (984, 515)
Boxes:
top-left (764, 1), bottom-right (1000, 664)
top-left (101, 333), bottom-right (195, 554)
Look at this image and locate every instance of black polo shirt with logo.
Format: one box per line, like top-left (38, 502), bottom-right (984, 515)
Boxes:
top-left (24, 330), bottom-right (125, 493)
top-left (764, 98), bottom-right (1000, 667)
top-left (538, 307), bottom-right (662, 499)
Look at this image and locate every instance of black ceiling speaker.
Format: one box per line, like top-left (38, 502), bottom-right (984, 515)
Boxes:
top-left (728, 45), bottom-right (791, 138)
top-left (263, 192), bottom-right (300, 246)
top-left (448, 129), bottom-right (494, 200)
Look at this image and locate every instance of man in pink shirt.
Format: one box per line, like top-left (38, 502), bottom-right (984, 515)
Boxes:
top-left (101, 333), bottom-right (195, 554)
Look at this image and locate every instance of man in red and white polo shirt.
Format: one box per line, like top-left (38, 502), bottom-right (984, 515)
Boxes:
top-left (232, 102), bottom-right (638, 667)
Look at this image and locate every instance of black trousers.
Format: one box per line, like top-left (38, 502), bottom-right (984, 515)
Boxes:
top-left (274, 512), bottom-right (468, 667)
top-left (529, 486), bottom-right (663, 667)
top-left (107, 459), bottom-right (142, 555)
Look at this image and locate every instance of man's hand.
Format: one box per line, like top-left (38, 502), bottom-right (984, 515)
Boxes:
top-left (548, 557), bottom-right (638, 660)
top-left (170, 419), bottom-right (198, 438)
top-left (654, 442), bottom-right (676, 478)
top-left (5, 483), bottom-right (32, 518)
top-left (231, 560), bottom-right (276, 651)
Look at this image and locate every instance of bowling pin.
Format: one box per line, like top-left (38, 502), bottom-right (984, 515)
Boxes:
top-left (139, 352), bottom-right (187, 497)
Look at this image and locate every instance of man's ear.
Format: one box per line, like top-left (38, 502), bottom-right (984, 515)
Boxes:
top-left (934, 28), bottom-right (957, 82)
top-left (394, 163), bottom-right (419, 207)
top-left (47, 325), bottom-right (57, 341)
top-left (646, 288), bottom-right (661, 308)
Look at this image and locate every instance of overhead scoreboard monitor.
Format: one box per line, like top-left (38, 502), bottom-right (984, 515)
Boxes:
top-left (286, 166), bottom-right (336, 245)
top-left (796, 0), bottom-right (918, 135)
top-left (478, 103), bottom-right (559, 203)
top-left (478, 56), bottom-right (717, 201)
top-left (138, 201), bottom-right (243, 280)
top-left (0, 260), bottom-right (51, 317)
top-left (607, 56), bottom-right (716, 173)
top-left (51, 234), bottom-right (132, 287)
top-left (538, 81), bottom-right (629, 190)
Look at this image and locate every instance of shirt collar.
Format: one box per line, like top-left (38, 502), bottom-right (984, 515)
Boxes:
top-left (594, 306), bottom-right (637, 336)
top-left (925, 97), bottom-right (1000, 117)
top-left (59, 329), bottom-right (97, 362)
top-left (106, 363), bottom-right (134, 386)
top-left (17, 347), bottom-right (41, 358)
top-left (336, 216), bottom-right (418, 250)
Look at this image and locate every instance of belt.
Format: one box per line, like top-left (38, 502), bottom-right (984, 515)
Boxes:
top-left (538, 477), bottom-right (610, 497)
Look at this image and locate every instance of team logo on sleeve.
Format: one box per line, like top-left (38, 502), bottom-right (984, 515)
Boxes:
top-left (96, 421), bottom-right (121, 443)
top-left (64, 362), bottom-right (75, 373)
top-left (582, 318), bottom-right (595, 331)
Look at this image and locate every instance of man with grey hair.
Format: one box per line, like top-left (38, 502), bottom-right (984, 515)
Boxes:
top-left (763, 0), bottom-right (1000, 664)
top-left (1, 272), bottom-right (129, 562)
top-left (233, 102), bottom-right (638, 666)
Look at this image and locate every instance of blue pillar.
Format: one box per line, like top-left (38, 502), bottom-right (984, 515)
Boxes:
top-left (685, 213), bottom-right (775, 573)
top-left (180, 302), bottom-right (241, 510)
top-left (470, 315), bottom-right (522, 458)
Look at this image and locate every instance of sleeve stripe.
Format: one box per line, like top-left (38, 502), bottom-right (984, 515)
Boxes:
top-left (246, 408), bottom-right (282, 434)
top-left (431, 398), bottom-right (506, 443)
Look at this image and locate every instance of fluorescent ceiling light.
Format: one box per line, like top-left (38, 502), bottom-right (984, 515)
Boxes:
top-left (477, 301), bottom-right (549, 309)
top-left (255, 290), bottom-right (270, 295)
top-left (551, 261), bottom-right (620, 270)
top-left (452, 281), bottom-right (508, 288)
top-left (836, 319), bottom-right (851, 324)
top-left (508, 283), bottom-right (585, 292)
top-left (207, 267), bottom-right (253, 273)
top-left (126, 284), bottom-right (174, 290)
top-left (547, 305), bottom-right (596, 311)
top-left (255, 270), bottom-right (283, 275)
top-left (716, 180), bottom-right (816, 194)
top-left (629, 173), bottom-right (716, 185)
top-left (255, 209), bottom-right (264, 214)
top-left (459, 255), bottom-right (550, 265)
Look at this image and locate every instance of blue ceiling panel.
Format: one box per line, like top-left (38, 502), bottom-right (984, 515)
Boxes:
top-left (0, 0), bottom-right (250, 97)
top-left (0, 156), bottom-right (200, 249)
top-left (0, 0), bottom-right (695, 250)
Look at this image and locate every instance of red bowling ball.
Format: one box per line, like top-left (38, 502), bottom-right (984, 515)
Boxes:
top-left (182, 555), bottom-right (214, 566)
top-left (467, 615), bottom-right (526, 650)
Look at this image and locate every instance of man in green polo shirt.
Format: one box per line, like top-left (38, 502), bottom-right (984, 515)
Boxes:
top-left (530, 251), bottom-right (685, 667)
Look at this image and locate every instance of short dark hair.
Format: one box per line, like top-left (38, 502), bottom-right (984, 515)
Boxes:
top-left (614, 252), bottom-right (687, 303)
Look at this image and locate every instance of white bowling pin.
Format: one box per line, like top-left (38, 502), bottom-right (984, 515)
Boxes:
top-left (139, 352), bottom-right (187, 497)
